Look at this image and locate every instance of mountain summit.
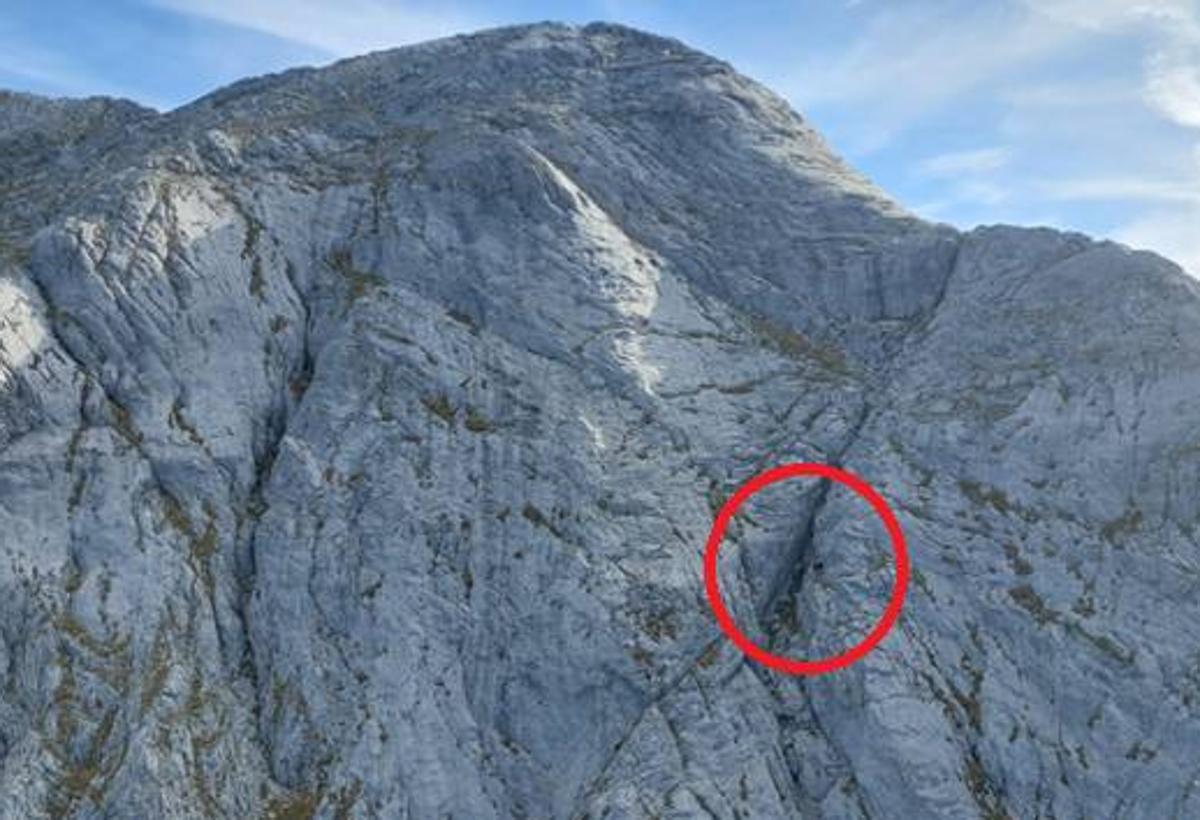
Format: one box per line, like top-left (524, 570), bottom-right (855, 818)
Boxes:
top-left (0, 22), bottom-right (1197, 819)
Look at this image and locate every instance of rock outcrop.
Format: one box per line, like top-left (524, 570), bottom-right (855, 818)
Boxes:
top-left (0, 22), bottom-right (1197, 819)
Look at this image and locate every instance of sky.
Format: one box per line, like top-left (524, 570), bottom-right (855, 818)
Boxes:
top-left (2, 0), bottom-right (1198, 274)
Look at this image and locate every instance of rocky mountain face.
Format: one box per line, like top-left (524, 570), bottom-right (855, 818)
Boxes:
top-left (1, 22), bottom-right (1198, 819)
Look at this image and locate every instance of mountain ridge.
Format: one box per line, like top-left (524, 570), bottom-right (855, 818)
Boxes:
top-left (0, 21), bottom-right (1198, 819)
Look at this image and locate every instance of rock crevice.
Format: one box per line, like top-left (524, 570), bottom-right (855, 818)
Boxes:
top-left (0, 21), bottom-right (1197, 820)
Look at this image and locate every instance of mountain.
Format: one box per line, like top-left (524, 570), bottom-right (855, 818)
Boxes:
top-left (1, 21), bottom-right (1198, 819)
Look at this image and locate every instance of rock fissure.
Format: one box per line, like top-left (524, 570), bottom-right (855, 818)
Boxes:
top-left (1, 21), bottom-right (1197, 819)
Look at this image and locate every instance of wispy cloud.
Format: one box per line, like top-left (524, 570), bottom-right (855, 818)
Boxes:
top-left (1020, 0), bottom-right (1197, 32)
top-left (1039, 177), bottom-right (1200, 204)
top-left (785, 3), bottom-right (1090, 152)
top-left (1115, 206), bottom-right (1200, 274)
top-left (790, 0), bottom-right (1200, 274)
top-left (1025, 0), bottom-right (1200, 131)
top-left (915, 147), bottom-right (1011, 178)
top-left (909, 147), bottom-right (1014, 220)
top-left (788, 0), bottom-right (1200, 150)
top-left (1025, 0), bottom-right (1200, 276)
top-left (148, 0), bottom-right (486, 57)
top-left (0, 28), bottom-right (162, 104)
top-left (1001, 78), bottom-right (1138, 109)
top-left (912, 179), bottom-right (1013, 224)
top-left (1146, 50), bottom-right (1200, 128)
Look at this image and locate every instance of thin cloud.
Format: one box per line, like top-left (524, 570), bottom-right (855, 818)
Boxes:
top-left (1039, 177), bottom-right (1200, 204)
top-left (1146, 50), bottom-right (1200, 128)
top-left (148, 0), bottom-right (486, 57)
top-left (911, 179), bottom-right (1012, 224)
top-left (915, 147), bottom-right (1011, 178)
top-left (1001, 78), bottom-right (1138, 109)
top-left (1115, 206), bottom-right (1200, 274)
top-left (1026, 0), bottom-right (1200, 132)
top-left (1020, 0), bottom-right (1197, 32)
top-left (784, 3), bottom-right (1090, 152)
top-left (0, 33), bottom-right (162, 104)
top-left (819, 0), bottom-right (1200, 276)
top-left (789, 0), bottom-right (1200, 153)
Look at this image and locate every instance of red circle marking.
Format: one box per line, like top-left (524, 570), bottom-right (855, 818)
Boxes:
top-left (703, 462), bottom-right (909, 676)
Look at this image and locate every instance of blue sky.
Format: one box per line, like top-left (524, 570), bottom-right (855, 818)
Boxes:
top-left (3, 0), bottom-right (1198, 273)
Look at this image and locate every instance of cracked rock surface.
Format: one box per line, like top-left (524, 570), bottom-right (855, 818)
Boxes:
top-left (1, 22), bottom-right (1198, 819)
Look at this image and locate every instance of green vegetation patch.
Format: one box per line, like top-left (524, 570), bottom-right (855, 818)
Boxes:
top-left (464, 406), bottom-right (494, 433)
top-left (1008, 584), bottom-right (1058, 626)
top-left (422, 393), bottom-right (456, 425)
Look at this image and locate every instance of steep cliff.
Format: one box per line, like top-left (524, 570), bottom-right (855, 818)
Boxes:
top-left (0, 22), bottom-right (1197, 819)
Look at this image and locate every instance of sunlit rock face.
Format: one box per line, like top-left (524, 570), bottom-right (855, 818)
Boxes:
top-left (1, 22), bottom-right (1198, 819)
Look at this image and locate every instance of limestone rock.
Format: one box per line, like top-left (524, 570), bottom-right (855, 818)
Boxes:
top-left (0, 22), bottom-right (1197, 819)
